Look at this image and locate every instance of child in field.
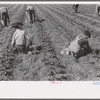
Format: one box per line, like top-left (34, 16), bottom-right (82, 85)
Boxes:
top-left (11, 22), bottom-right (35, 54)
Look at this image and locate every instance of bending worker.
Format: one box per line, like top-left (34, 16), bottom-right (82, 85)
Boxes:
top-left (95, 4), bottom-right (100, 16)
top-left (26, 6), bottom-right (35, 23)
top-left (72, 4), bottom-right (79, 13)
top-left (0, 7), bottom-right (10, 27)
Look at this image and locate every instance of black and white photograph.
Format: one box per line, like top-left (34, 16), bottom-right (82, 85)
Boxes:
top-left (0, 3), bottom-right (100, 81)
top-left (0, 1), bottom-right (100, 99)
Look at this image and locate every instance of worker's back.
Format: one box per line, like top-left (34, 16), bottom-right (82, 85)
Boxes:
top-left (12, 29), bottom-right (26, 45)
top-left (68, 34), bottom-right (86, 54)
top-left (26, 6), bottom-right (34, 13)
top-left (0, 7), bottom-right (6, 13)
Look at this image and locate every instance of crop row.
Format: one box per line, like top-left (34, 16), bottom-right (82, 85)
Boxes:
top-left (0, 5), bottom-right (27, 80)
top-left (32, 5), bottom-right (72, 80)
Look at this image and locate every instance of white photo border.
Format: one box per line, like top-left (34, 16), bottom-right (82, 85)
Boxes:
top-left (0, 1), bottom-right (100, 99)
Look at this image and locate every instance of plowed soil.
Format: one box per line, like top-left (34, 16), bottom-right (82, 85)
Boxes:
top-left (0, 4), bottom-right (100, 81)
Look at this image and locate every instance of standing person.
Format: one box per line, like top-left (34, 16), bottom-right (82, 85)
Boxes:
top-left (11, 22), bottom-right (29, 54)
top-left (60, 30), bottom-right (92, 59)
top-left (72, 4), bottom-right (79, 13)
top-left (0, 7), bottom-right (10, 27)
top-left (26, 6), bottom-right (35, 23)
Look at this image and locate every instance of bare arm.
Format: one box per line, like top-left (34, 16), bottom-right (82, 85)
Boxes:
top-left (11, 31), bottom-right (16, 47)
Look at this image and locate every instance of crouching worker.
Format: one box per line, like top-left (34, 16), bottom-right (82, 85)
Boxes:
top-left (26, 6), bottom-right (35, 24)
top-left (26, 38), bottom-right (36, 54)
top-left (0, 7), bottom-right (10, 27)
top-left (11, 22), bottom-right (35, 54)
top-left (60, 30), bottom-right (92, 59)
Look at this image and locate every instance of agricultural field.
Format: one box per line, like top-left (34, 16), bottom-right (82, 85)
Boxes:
top-left (0, 4), bottom-right (100, 81)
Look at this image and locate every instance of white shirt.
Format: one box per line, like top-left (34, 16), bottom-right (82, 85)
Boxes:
top-left (11, 29), bottom-right (26, 46)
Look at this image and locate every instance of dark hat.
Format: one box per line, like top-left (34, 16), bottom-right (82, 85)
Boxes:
top-left (17, 22), bottom-right (23, 25)
top-left (11, 22), bottom-right (23, 28)
top-left (83, 30), bottom-right (91, 38)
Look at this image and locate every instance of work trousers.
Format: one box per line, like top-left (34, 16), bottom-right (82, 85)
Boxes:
top-left (14, 45), bottom-right (27, 54)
